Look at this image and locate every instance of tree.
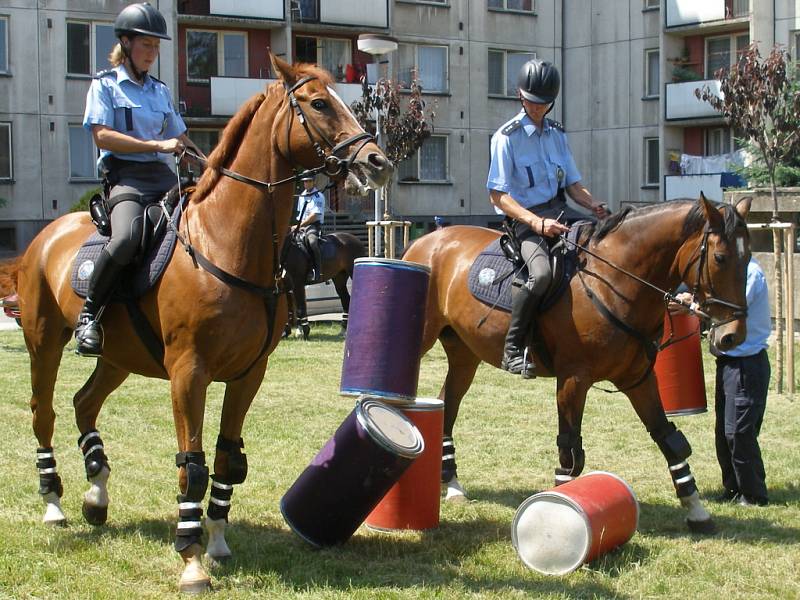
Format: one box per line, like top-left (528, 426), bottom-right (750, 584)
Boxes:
top-left (696, 43), bottom-right (800, 392)
top-left (350, 75), bottom-right (435, 218)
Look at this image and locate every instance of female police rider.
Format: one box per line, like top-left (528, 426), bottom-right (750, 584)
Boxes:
top-left (487, 59), bottom-right (608, 378)
top-left (76, 2), bottom-right (203, 357)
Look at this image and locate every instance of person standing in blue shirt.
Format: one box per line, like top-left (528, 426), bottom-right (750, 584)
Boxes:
top-left (76, 2), bottom-right (203, 357)
top-left (487, 59), bottom-right (608, 377)
top-left (293, 175), bottom-right (325, 283)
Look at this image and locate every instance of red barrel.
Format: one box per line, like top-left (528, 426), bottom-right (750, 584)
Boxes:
top-left (365, 398), bottom-right (444, 531)
top-left (512, 471), bottom-right (639, 575)
top-left (654, 312), bottom-right (707, 416)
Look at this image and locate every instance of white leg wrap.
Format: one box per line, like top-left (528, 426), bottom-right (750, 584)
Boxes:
top-left (83, 466), bottom-right (110, 508)
top-left (680, 490), bottom-right (712, 523)
top-left (205, 516), bottom-right (232, 562)
top-left (42, 491), bottom-right (66, 524)
top-left (442, 476), bottom-right (468, 502)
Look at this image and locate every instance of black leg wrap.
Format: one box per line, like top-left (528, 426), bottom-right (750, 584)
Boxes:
top-left (36, 447), bottom-right (63, 497)
top-left (441, 436), bottom-right (458, 483)
top-left (555, 433), bottom-right (585, 484)
top-left (216, 435), bottom-right (248, 485)
top-left (174, 452), bottom-right (208, 552)
top-left (650, 423), bottom-right (696, 497)
top-left (78, 429), bottom-right (109, 480)
top-left (175, 452), bottom-right (209, 502)
top-left (207, 476), bottom-right (234, 522)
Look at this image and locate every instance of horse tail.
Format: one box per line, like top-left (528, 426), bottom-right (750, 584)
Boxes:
top-left (0, 256), bottom-right (21, 296)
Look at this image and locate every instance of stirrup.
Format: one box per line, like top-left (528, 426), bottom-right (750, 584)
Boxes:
top-left (501, 347), bottom-right (536, 379)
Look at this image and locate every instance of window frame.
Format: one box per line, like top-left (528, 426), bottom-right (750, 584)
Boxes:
top-left (398, 134), bottom-right (450, 184)
top-left (68, 124), bottom-right (101, 182)
top-left (0, 121), bottom-right (12, 182)
top-left (186, 28), bottom-right (248, 83)
top-left (791, 30), bottom-right (800, 62)
top-left (66, 20), bottom-right (116, 77)
top-left (487, 48), bottom-right (535, 98)
top-left (487, 0), bottom-right (535, 14)
top-left (644, 48), bottom-right (659, 98)
top-left (705, 127), bottom-right (736, 157)
top-left (644, 0), bottom-right (659, 9)
top-left (644, 137), bottom-right (659, 187)
top-left (0, 15), bottom-right (8, 74)
top-left (398, 43), bottom-right (449, 93)
top-left (295, 35), bottom-right (352, 80)
top-left (704, 32), bottom-right (749, 78)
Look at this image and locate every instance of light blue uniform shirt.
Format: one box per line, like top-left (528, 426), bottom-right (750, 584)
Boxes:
top-left (82, 65), bottom-right (186, 169)
top-left (297, 188), bottom-right (325, 225)
top-left (722, 258), bottom-right (771, 357)
top-left (487, 110), bottom-right (581, 214)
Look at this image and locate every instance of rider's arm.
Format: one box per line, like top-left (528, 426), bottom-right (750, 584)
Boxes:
top-left (489, 190), bottom-right (567, 237)
top-left (565, 181), bottom-right (608, 219)
top-left (92, 124), bottom-right (183, 155)
top-left (298, 213), bottom-right (319, 228)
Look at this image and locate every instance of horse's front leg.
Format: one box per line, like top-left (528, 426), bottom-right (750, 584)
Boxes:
top-left (170, 361), bottom-right (212, 593)
top-left (626, 375), bottom-right (715, 533)
top-left (205, 360), bottom-right (267, 565)
top-left (554, 375), bottom-right (589, 486)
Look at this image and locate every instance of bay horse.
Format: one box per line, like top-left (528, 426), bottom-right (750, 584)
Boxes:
top-left (283, 230), bottom-right (366, 339)
top-left (404, 196), bottom-right (752, 533)
top-left (0, 55), bottom-right (390, 593)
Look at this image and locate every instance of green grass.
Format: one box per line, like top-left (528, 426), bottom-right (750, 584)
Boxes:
top-left (0, 324), bottom-right (798, 599)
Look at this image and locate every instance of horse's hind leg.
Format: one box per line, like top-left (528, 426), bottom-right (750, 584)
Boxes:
top-left (205, 360), bottom-right (267, 565)
top-left (72, 359), bottom-right (130, 525)
top-left (626, 376), bottom-right (715, 533)
top-left (437, 328), bottom-right (481, 502)
top-left (332, 272), bottom-right (350, 336)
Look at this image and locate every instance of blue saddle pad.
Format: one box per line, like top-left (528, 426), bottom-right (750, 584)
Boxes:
top-left (70, 203), bottom-right (183, 299)
top-left (467, 238), bottom-right (517, 312)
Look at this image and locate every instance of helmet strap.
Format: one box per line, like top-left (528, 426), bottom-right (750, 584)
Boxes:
top-left (121, 37), bottom-right (147, 82)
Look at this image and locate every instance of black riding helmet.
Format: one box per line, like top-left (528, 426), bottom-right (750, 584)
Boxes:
top-left (517, 59), bottom-right (560, 104)
top-left (114, 2), bottom-right (170, 40)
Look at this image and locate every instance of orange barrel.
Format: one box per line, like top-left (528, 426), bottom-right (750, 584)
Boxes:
top-left (512, 471), bottom-right (639, 575)
top-left (365, 398), bottom-right (444, 530)
top-left (653, 312), bottom-right (707, 416)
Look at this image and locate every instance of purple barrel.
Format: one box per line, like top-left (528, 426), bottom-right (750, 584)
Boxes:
top-left (340, 258), bottom-right (431, 402)
top-left (280, 397), bottom-right (424, 547)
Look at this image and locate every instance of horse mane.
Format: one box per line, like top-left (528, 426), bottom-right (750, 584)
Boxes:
top-left (191, 63), bottom-right (336, 204)
top-left (681, 200), bottom-right (744, 240)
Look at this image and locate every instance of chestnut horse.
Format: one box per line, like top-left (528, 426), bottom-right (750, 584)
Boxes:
top-left (404, 196), bottom-right (752, 533)
top-left (0, 56), bottom-right (390, 592)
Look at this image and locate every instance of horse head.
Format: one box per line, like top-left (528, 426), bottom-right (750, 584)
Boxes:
top-left (678, 193), bottom-right (752, 352)
top-left (270, 53), bottom-right (392, 195)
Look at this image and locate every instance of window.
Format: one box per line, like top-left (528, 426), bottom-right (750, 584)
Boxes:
top-left (645, 49), bottom-right (659, 97)
top-left (68, 125), bottom-right (100, 180)
top-left (488, 0), bottom-right (534, 11)
top-left (705, 127), bottom-right (738, 156)
top-left (66, 21), bottom-right (116, 76)
top-left (644, 138), bottom-right (659, 186)
top-left (705, 33), bottom-right (749, 77)
top-left (791, 31), bottom-right (800, 62)
top-left (0, 16), bottom-right (8, 73)
top-left (187, 29), bottom-right (247, 82)
top-left (0, 122), bottom-right (11, 180)
top-left (398, 135), bottom-right (448, 182)
top-left (488, 49), bottom-right (534, 96)
top-left (644, 0), bottom-right (659, 8)
top-left (398, 44), bottom-right (448, 92)
top-left (188, 129), bottom-right (220, 157)
top-left (296, 36), bottom-right (351, 80)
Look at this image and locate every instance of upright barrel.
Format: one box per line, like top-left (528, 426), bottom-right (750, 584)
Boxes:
top-left (280, 398), bottom-right (424, 547)
top-left (340, 258), bottom-right (431, 402)
top-left (365, 398), bottom-right (444, 531)
top-left (654, 312), bottom-right (707, 416)
top-left (512, 471), bottom-right (639, 575)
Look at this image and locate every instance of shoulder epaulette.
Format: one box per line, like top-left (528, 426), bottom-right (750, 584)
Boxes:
top-left (149, 74), bottom-right (166, 86)
top-left (93, 69), bottom-right (117, 80)
top-left (501, 119), bottom-right (522, 136)
top-left (546, 118), bottom-right (565, 132)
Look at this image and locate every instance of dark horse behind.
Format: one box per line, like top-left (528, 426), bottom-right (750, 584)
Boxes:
top-left (404, 195), bottom-right (752, 534)
top-left (283, 230), bottom-right (366, 339)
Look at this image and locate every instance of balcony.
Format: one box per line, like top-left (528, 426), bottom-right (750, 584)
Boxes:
top-left (665, 174), bottom-right (725, 202)
top-left (665, 80), bottom-right (723, 121)
top-left (210, 0), bottom-right (284, 20)
top-left (210, 77), bottom-right (276, 116)
top-left (665, 0), bottom-right (748, 29)
top-left (291, 0), bottom-right (389, 28)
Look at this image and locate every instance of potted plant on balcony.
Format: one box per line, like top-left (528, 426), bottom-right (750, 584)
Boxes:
top-left (670, 47), bottom-right (703, 82)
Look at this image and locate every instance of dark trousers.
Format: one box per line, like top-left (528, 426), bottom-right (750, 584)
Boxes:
top-left (714, 349), bottom-right (770, 501)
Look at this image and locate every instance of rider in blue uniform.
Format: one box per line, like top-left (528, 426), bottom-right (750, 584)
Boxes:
top-left (487, 59), bottom-right (608, 378)
top-left (293, 175), bottom-right (325, 283)
top-left (76, 2), bottom-right (203, 357)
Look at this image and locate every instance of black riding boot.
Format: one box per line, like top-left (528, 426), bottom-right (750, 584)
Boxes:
top-left (501, 283), bottom-right (539, 378)
top-left (308, 239), bottom-right (322, 284)
top-left (74, 250), bottom-right (125, 357)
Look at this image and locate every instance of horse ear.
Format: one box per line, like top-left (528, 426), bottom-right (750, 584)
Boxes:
top-left (698, 191), bottom-right (724, 231)
top-left (734, 196), bottom-right (752, 221)
top-left (269, 51), bottom-right (297, 87)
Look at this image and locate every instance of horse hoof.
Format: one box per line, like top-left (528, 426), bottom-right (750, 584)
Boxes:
top-left (178, 577), bottom-right (212, 595)
top-left (43, 515), bottom-right (67, 527)
top-left (446, 493), bottom-right (468, 504)
top-left (82, 502), bottom-right (108, 526)
top-left (687, 518), bottom-right (716, 534)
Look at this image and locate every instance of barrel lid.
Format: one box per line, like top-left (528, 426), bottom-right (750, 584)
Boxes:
top-left (401, 398), bottom-right (444, 412)
top-left (511, 491), bottom-right (591, 575)
top-left (356, 398), bottom-right (424, 459)
top-left (353, 257), bottom-right (431, 274)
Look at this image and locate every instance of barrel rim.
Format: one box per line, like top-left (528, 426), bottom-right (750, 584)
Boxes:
top-left (353, 257), bottom-right (432, 274)
top-left (341, 388), bottom-right (416, 403)
top-left (581, 470), bottom-right (640, 529)
top-left (355, 398), bottom-right (425, 459)
top-left (279, 497), bottom-right (325, 549)
top-left (398, 398), bottom-right (445, 412)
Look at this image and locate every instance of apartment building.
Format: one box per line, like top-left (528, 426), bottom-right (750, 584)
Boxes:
top-left (1, 1), bottom-right (798, 253)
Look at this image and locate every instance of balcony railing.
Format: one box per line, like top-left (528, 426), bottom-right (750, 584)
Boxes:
top-left (665, 174), bottom-right (725, 202)
top-left (210, 77), bottom-right (276, 116)
top-left (210, 0), bottom-right (284, 20)
top-left (666, 0), bottom-right (725, 28)
top-left (291, 0), bottom-right (388, 28)
top-left (665, 79), bottom-right (723, 121)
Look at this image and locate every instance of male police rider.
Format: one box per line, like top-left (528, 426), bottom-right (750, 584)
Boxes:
top-left (293, 175), bottom-right (325, 283)
top-left (487, 59), bottom-right (608, 378)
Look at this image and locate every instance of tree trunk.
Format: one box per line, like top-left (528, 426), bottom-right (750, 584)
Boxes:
top-left (771, 181), bottom-right (784, 394)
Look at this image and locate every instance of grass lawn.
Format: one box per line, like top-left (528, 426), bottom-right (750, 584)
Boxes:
top-left (0, 323), bottom-right (797, 599)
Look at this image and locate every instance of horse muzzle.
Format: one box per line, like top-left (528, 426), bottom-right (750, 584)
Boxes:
top-left (345, 147), bottom-right (393, 195)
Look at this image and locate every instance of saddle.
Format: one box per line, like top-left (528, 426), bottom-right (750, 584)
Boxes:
top-left (467, 221), bottom-right (593, 313)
